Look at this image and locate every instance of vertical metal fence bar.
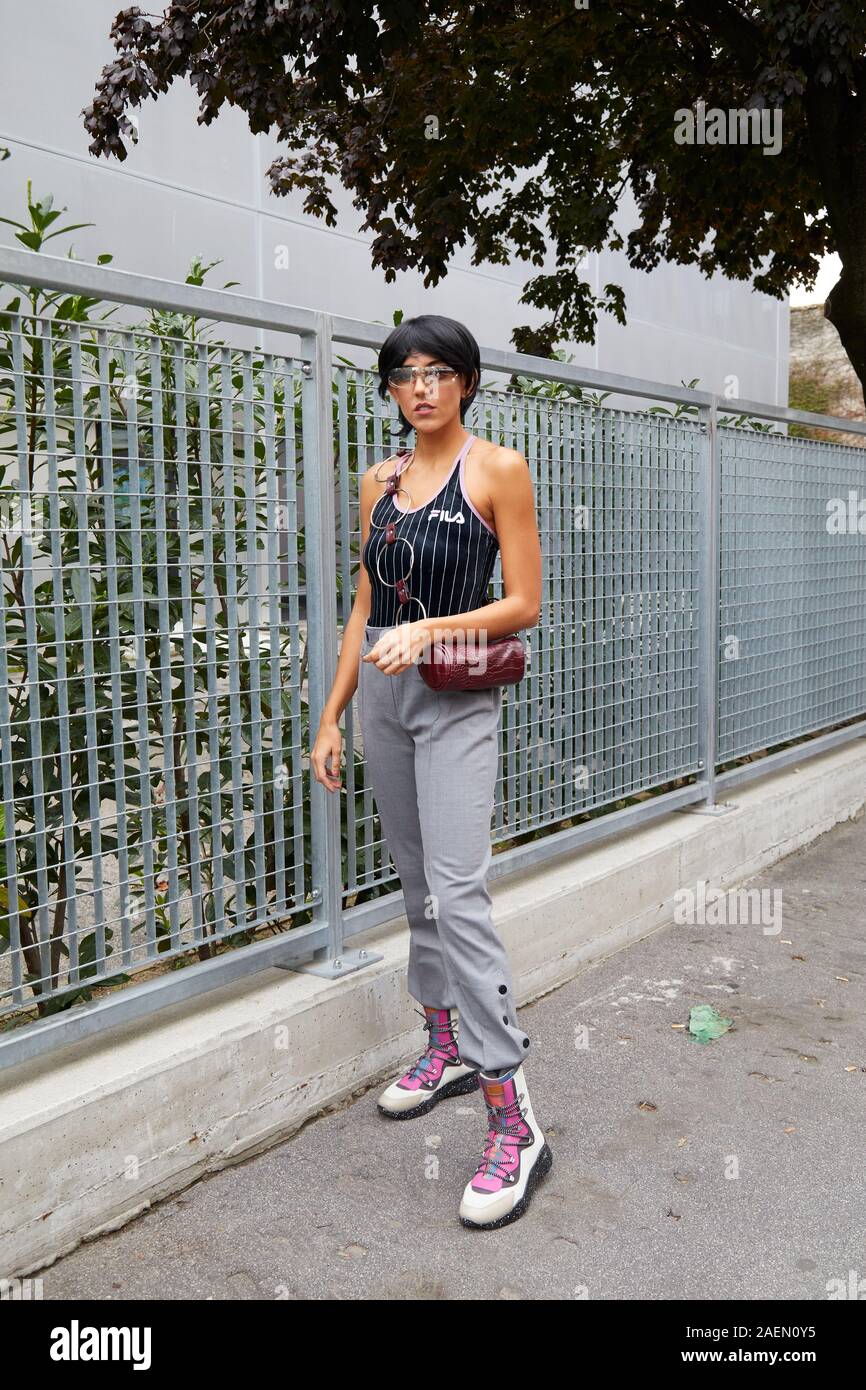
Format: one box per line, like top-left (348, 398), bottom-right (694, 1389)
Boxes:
top-left (194, 340), bottom-right (227, 945)
top-left (628, 410), bottom-right (639, 794)
top-left (563, 398), bottom-right (577, 813)
top-left (122, 332), bottom-right (159, 958)
top-left (280, 361), bottom-right (305, 912)
top-left (96, 327), bottom-right (133, 966)
top-left (671, 422), bottom-right (683, 771)
top-left (612, 409), bottom-right (625, 802)
top-left (217, 346), bottom-right (247, 930)
top-left (530, 395), bottom-right (542, 825)
top-left (14, 320), bottom-right (52, 991)
top-left (240, 353), bottom-right (268, 925)
top-left (697, 401), bottom-right (720, 806)
top-left (657, 417), bottom-right (667, 782)
top-left (642, 413), bottom-right (651, 792)
top-left (575, 401), bottom-right (588, 811)
top-left (641, 414), bottom-right (652, 791)
top-left (611, 408), bottom-right (619, 797)
top-left (594, 405), bottom-right (608, 806)
top-left (684, 424), bottom-right (696, 766)
top-left (649, 421), bottom-right (662, 792)
top-left (70, 325), bottom-right (109, 978)
top-left (670, 418), bottom-right (681, 770)
top-left (170, 338), bottom-right (206, 946)
top-left (677, 426), bottom-right (690, 764)
top-left (149, 338), bottom-right (183, 949)
top-left (0, 313), bottom-right (27, 1003)
top-left (0, 559), bottom-right (21, 1000)
top-left (261, 351), bottom-right (288, 916)
top-left (537, 399), bottom-right (551, 818)
top-left (42, 322), bottom-right (81, 979)
top-left (628, 410), bottom-right (639, 793)
top-left (297, 312), bottom-right (350, 974)
top-left (556, 397), bottom-right (569, 817)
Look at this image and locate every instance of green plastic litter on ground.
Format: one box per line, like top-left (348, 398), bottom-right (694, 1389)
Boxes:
top-left (688, 1004), bottom-right (734, 1044)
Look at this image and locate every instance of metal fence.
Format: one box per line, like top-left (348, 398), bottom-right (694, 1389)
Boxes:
top-left (718, 427), bottom-right (866, 759)
top-left (1, 245), bottom-right (865, 1070)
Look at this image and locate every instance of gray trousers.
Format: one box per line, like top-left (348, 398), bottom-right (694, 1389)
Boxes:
top-left (357, 622), bottom-right (530, 1073)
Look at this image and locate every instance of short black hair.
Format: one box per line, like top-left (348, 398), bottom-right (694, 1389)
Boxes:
top-left (377, 314), bottom-right (481, 438)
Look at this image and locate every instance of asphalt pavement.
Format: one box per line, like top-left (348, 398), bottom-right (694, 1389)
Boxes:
top-left (32, 804), bottom-right (866, 1300)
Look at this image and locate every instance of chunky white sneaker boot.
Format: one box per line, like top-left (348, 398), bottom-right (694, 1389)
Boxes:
top-left (458, 1063), bottom-right (553, 1229)
top-left (377, 1006), bottom-right (480, 1120)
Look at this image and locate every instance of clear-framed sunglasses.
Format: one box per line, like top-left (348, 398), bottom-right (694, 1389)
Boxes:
top-left (386, 366), bottom-right (460, 388)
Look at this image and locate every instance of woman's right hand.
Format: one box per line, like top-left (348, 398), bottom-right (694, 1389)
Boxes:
top-left (311, 719), bottom-right (343, 792)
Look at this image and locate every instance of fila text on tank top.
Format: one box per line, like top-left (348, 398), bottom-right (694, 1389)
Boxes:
top-left (362, 434), bottom-right (500, 627)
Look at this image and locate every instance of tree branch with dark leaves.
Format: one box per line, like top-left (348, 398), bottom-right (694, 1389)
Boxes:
top-left (83, 1), bottom-right (866, 400)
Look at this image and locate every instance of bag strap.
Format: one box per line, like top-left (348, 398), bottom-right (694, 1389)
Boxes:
top-left (393, 449), bottom-right (413, 478)
top-left (381, 449), bottom-right (413, 494)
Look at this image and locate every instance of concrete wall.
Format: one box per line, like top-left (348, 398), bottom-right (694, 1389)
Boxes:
top-left (0, 0), bottom-right (788, 400)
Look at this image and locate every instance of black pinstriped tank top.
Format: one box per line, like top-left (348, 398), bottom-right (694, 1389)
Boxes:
top-left (362, 434), bottom-right (500, 627)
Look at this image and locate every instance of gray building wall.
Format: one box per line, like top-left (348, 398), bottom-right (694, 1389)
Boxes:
top-left (0, 0), bottom-right (788, 403)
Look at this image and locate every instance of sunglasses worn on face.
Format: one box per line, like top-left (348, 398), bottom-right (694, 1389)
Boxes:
top-left (387, 366), bottom-right (460, 388)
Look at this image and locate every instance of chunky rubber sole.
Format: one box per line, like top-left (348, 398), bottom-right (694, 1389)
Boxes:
top-left (459, 1141), bottom-right (554, 1230)
top-left (377, 1068), bottom-right (480, 1120)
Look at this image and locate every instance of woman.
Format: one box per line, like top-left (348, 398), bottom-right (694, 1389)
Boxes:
top-left (311, 314), bottom-right (550, 1230)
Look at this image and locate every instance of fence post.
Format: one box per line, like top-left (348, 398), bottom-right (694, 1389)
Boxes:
top-left (693, 397), bottom-right (729, 814)
top-left (289, 312), bottom-right (382, 977)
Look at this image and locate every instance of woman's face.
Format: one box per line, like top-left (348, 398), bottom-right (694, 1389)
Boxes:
top-left (387, 351), bottom-right (470, 433)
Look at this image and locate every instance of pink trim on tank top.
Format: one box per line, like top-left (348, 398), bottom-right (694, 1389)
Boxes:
top-left (459, 449), bottom-right (498, 540)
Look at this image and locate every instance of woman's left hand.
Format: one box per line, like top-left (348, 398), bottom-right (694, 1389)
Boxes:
top-left (361, 623), bottom-right (432, 675)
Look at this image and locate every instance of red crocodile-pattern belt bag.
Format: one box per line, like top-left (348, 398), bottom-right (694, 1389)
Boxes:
top-left (417, 631), bottom-right (526, 691)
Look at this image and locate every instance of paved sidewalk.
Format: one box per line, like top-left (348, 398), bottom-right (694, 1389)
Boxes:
top-left (34, 805), bottom-right (866, 1300)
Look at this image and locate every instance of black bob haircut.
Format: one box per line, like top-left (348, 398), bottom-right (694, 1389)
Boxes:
top-left (377, 314), bottom-right (481, 438)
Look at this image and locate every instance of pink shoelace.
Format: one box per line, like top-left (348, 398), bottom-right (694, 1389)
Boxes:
top-left (474, 1089), bottom-right (532, 1186)
top-left (403, 1006), bottom-right (459, 1084)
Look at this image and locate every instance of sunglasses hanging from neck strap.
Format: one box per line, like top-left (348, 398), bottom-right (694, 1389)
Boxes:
top-left (369, 450), bottom-right (427, 623)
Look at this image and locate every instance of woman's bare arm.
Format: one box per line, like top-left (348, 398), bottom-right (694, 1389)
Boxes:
top-left (321, 463), bottom-right (385, 724)
top-left (311, 460), bottom-right (390, 790)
